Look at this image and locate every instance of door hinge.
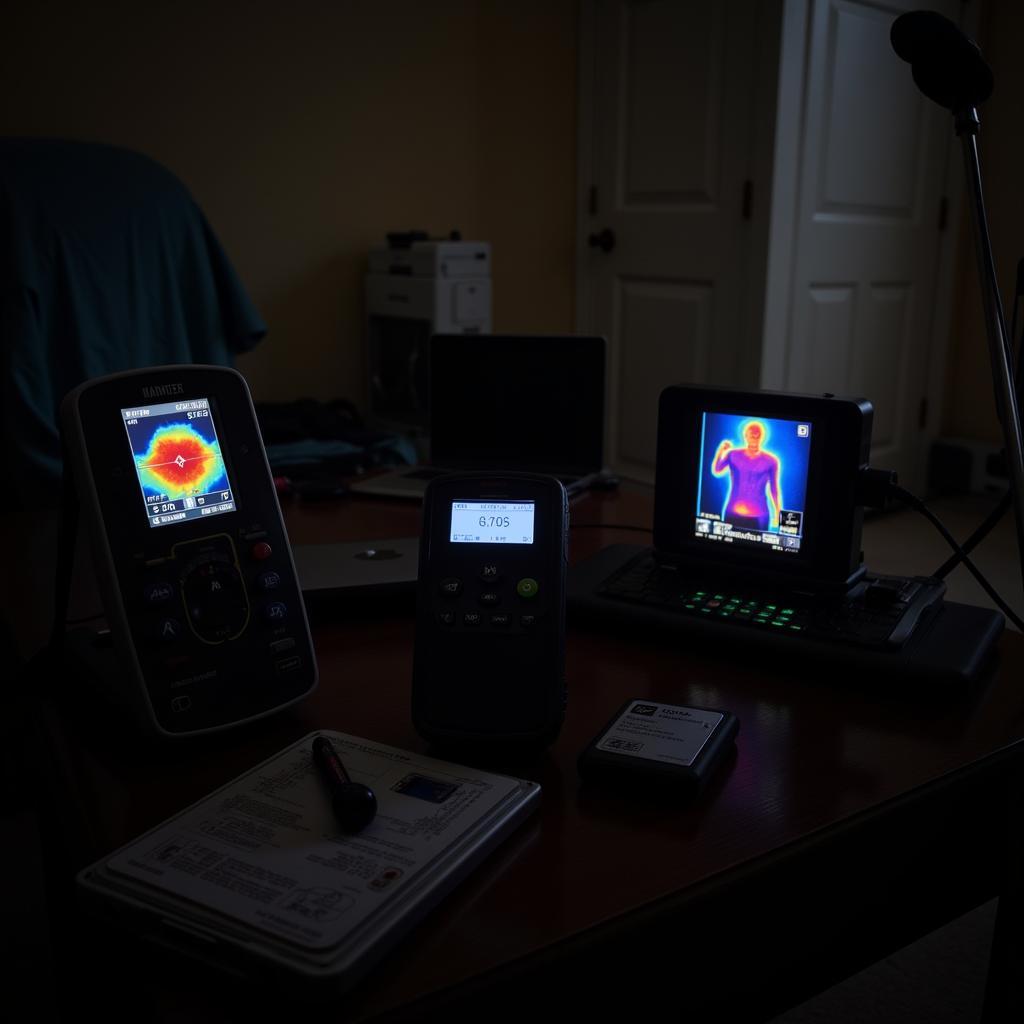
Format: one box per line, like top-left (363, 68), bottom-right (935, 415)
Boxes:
top-left (938, 196), bottom-right (949, 232)
top-left (918, 397), bottom-right (929, 428)
top-left (589, 185), bottom-right (598, 216)
top-left (742, 179), bottom-right (753, 221)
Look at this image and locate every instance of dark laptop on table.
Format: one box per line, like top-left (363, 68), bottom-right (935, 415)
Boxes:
top-left (350, 334), bottom-right (607, 499)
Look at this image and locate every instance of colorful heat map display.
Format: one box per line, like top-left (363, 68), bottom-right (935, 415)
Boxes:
top-left (122, 398), bottom-right (236, 528)
top-left (694, 412), bottom-right (811, 555)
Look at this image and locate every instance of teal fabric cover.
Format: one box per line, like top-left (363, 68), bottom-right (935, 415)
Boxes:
top-left (0, 139), bottom-right (266, 505)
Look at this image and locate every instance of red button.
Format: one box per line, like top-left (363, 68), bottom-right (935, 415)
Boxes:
top-left (251, 541), bottom-right (273, 561)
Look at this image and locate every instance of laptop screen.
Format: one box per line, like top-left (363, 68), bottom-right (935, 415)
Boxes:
top-left (428, 335), bottom-right (605, 476)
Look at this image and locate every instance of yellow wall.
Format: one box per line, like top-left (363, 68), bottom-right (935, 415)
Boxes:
top-left (9, 0), bottom-right (1015, 442)
top-left (942, 0), bottom-right (1024, 443)
top-left (0, 1), bottom-right (578, 404)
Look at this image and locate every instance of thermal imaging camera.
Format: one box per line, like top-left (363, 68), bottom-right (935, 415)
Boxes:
top-left (567, 384), bottom-right (1002, 682)
top-left (60, 365), bottom-right (317, 737)
top-left (654, 385), bottom-right (873, 592)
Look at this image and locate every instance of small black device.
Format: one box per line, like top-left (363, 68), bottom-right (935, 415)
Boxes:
top-left (311, 735), bottom-right (377, 833)
top-left (579, 699), bottom-right (739, 795)
top-left (411, 472), bottom-right (568, 747)
top-left (59, 365), bottom-right (317, 736)
top-left (568, 384), bottom-right (1004, 683)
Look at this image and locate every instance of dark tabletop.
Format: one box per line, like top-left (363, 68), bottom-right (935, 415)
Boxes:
top-left (35, 487), bottom-right (1024, 1022)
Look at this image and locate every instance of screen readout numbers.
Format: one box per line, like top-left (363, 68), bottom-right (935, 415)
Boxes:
top-left (121, 397), bottom-right (236, 529)
top-left (450, 501), bottom-right (535, 545)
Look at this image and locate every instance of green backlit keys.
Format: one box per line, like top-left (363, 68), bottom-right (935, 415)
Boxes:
top-left (676, 586), bottom-right (807, 633)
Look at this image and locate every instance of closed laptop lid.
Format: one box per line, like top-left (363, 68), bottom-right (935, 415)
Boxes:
top-left (292, 538), bottom-right (418, 595)
top-left (428, 334), bottom-right (605, 477)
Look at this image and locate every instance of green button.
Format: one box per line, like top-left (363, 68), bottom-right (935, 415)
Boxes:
top-left (684, 603), bottom-right (697, 610)
top-left (516, 578), bottom-right (539, 599)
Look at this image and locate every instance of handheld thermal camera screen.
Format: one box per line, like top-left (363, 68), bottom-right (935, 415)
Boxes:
top-left (121, 398), bottom-right (236, 528)
top-left (694, 412), bottom-right (812, 555)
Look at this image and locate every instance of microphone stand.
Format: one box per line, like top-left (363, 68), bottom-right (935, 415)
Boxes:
top-left (953, 105), bottom-right (1024, 595)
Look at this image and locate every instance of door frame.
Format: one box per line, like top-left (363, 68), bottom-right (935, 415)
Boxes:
top-left (576, 0), bottom-right (968, 492)
top-left (574, 0), bottom-right (785, 479)
top-left (760, 0), bottom-right (968, 494)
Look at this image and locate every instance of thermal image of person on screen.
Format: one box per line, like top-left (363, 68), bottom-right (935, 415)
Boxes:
top-left (711, 419), bottom-right (782, 531)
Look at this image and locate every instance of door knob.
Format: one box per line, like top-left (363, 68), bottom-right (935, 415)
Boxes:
top-left (587, 228), bottom-right (616, 253)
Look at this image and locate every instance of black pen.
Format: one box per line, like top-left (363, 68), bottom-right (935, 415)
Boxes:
top-left (311, 735), bottom-right (378, 833)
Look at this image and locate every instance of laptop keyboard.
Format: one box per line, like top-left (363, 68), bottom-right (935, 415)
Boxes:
top-left (402, 468), bottom-right (446, 481)
top-left (596, 552), bottom-right (944, 651)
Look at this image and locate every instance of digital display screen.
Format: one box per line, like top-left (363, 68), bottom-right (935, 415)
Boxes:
top-left (122, 398), bottom-right (236, 528)
top-left (450, 501), bottom-right (535, 544)
top-left (694, 412), bottom-right (811, 555)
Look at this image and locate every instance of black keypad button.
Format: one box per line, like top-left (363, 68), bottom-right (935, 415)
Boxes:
top-left (489, 613), bottom-right (510, 627)
top-left (183, 560), bottom-right (247, 641)
top-left (155, 617), bottom-right (183, 643)
top-left (258, 570), bottom-right (282, 591)
top-left (478, 591), bottom-right (500, 607)
top-left (479, 564), bottom-right (501, 582)
top-left (263, 601), bottom-right (289, 624)
top-left (143, 581), bottom-right (175, 605)
top-left (439, 578), bottom-right (462, 598)
top-left (463, 611), bottom-right (482, 627)
top-left (519, 614), bottom-right (537, 628)
top-left (438, 610), bottom-right (456, 627)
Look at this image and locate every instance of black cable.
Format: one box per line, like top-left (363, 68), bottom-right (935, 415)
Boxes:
top-left (1011, 260), bottom-right (1019, 380)
top-left (891, 484), bottom-right (1024, 631)
top-left (933, 490), bottom-right (1011, 579)
top-left (570, 523), bottom-right (653, 533)
top-left (932, 258), bottom-right (1024, 576)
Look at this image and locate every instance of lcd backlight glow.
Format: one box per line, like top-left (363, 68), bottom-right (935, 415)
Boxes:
top-left (694, 412), bottom-right (811, 554)
top-left (122, 398), bottom-right (236, 528)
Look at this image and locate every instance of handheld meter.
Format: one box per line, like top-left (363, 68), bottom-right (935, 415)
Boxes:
top-left (411, 472), bottom-right (568, 747)
top-left (60, 365), bottom-right (317, 736)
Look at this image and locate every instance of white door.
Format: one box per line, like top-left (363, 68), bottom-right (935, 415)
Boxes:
top-left (578, 0), bottom-right (764, 482)
top-left (782, 0), bottom-right (962, 491)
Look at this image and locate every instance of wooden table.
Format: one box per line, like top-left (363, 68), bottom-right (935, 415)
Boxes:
top-left (33, 488), bottom-right (1024, 1022)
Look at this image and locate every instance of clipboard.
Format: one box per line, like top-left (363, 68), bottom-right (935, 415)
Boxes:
top-left (77, 732), bottom-right (540, 992)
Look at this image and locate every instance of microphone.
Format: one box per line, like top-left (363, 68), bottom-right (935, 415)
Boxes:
top-left (890, 10), bottom-right (993, 110)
